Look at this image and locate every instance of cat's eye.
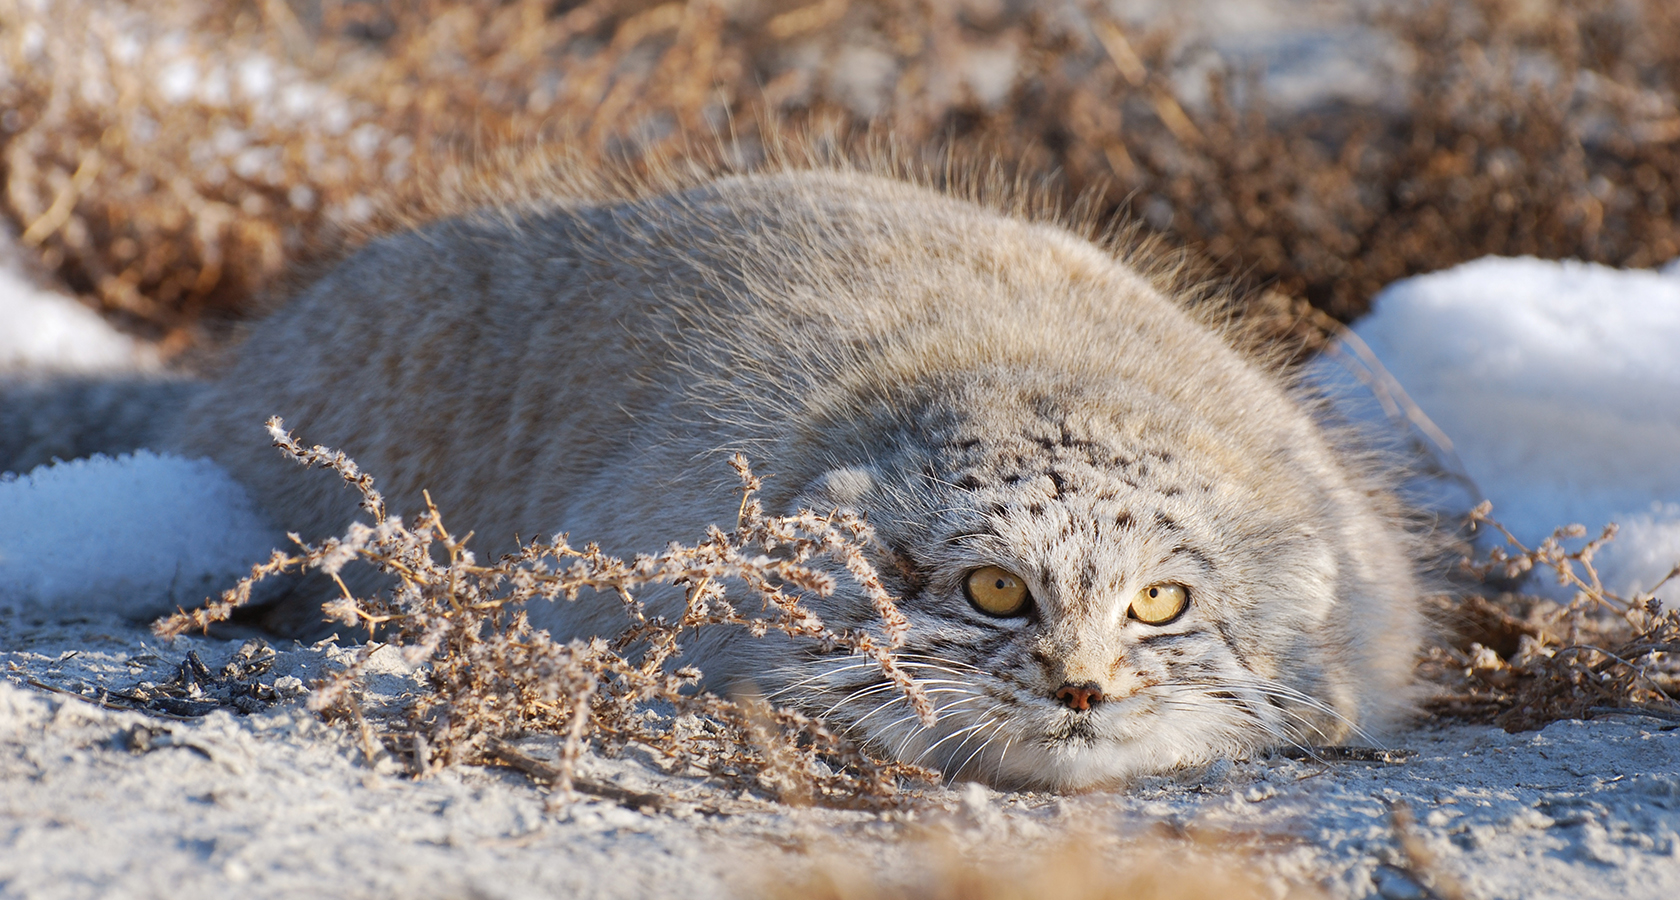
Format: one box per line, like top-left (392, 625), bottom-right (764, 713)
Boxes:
top-left (1130, 583), bottom-right (1189, 625)
top-left (965, 566), bottom-right (1031, 617)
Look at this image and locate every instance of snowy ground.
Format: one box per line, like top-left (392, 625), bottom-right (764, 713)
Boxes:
top-left (4, 239), bottom-right (1679, 898)
top-left (1322, 256), bottom-right (1680, 601)
top-left (0, 611), bottom-right (1673, 900)
top-left (2, 615), bottom-right (1676, 899)
top-left (0, 227), bottom-right (159, 379)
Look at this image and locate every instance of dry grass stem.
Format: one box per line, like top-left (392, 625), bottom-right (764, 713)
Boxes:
top-left (1386, 801), bottom-right (1469, 900)
top-left (759, 829), bottom-right (1326, 900)
top-left (1425, 501), bottom-right (1680, 731)
top-left (155, 418), bottom-right (937, 807)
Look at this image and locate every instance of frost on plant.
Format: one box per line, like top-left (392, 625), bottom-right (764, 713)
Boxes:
top-left (156, 417), bottom-right (936, 807)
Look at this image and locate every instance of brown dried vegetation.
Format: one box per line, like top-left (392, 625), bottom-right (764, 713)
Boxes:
top-left (5, 0), bottom-right (1680, 350)
top-left (1425, 501), bottom-right (1680, 732)
top-left (157, 419), bottom-right (938, 807)
top-left (757, 830), bottom-right (1327, 900)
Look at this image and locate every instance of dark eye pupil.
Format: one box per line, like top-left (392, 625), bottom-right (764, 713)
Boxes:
top-left (1148, 587), bottom-right (1159, 598)
top-left (994, 579), bottom-right (1007, 590)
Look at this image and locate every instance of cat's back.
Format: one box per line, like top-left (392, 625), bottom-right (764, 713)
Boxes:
top-left (170, 168), bottom-right (1393, 638)
top-left (170, 169), bottom-right (1238, 550)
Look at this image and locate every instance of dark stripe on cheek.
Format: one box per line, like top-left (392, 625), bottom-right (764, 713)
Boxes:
top-left (922, 628), bottom-right (1015, 664)
top-left (1204, 688), bottom-right (1265, 722)
top-left (1213, 620), bottom-right (1250, 669)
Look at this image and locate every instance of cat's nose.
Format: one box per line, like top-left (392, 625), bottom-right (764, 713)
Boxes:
top-left (1054, 680), bottom-right (1105, 711)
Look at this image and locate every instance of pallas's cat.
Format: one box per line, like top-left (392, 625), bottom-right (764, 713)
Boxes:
top-left (167, 168), bottom-right (1423, 791)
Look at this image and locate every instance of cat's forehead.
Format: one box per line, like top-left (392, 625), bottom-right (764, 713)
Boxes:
top-left (910, 408), bottom-right (1261, 573)
top-left (869, 379), bottom-right (1318, 573)
top-left (919, 435), bottom-right (1208, 568)
top-left (939, 413), bottom-right (1207, 507)
top-left (941, 468), bottom-right (1198, 565)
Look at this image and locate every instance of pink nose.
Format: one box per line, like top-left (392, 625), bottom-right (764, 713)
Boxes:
top-left (1054, 681), bottom-right (1105, 711)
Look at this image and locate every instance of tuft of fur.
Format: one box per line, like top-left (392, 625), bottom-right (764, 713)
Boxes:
top-left (165, 161), bottom-right (1424, 790)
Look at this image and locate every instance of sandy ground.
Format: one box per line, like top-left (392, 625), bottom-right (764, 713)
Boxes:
top-left (2, 613), bottom-right (1676, 900)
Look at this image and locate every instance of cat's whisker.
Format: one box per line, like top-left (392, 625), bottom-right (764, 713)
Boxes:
top-left (1236, 684), bottom-right (1372, 744)
top-left (1173, 684), bottom-right (1330, 741)
top-left (819, 679), bottom-right (977, 714)
top-left (917, 702), bottom-right (1006, 768)
top-left (847, 690), bottom-right (984, 743)
top-left (885, 696), bottom-right (989, 758)
top-left (893, 652), bottom-right (981, 666)
top-left (766, 656), bottom-right (963, 690)
top-left (913, 718), bottom-right (995, 767)
top-left (767, 656), bottom-right (982, 702)
top-left (847, 696), bottom-right (915, 735)
top-left (1147, 690), bottom-right (1306, 756)
top-left (819, 682), bottom-right (906, 718)
top-left (840, 685), bottom-right (975, 726)
top-left (892, 654), bottom-right (988, 675)
top-left (941, 711), bottom-right (1008, 776)
top-left (763, 662), bottom-right (880, 699)
top-left (1258, 702), bottom-right (1348, 744)
top-left (948, 727), bottom-right (1000, 781)
top-left (989, 733), bottom-right (1016, 783)
top-left (1178, 675), bottom-right (1377, 747)
top-left (1227, 678), bottom-right (1341, 713)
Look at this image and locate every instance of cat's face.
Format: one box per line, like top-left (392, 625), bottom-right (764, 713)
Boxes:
top-left (780, 383), bottom-right (1359, 791)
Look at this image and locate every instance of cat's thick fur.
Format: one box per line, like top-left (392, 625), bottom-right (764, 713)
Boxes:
top-left (163, 167), bottom-right (1421, 790)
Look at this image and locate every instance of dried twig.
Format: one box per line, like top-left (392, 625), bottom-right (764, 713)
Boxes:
top-left (484, 739), bottom-right (666, 811)
top-left (156, 419), bottom-right (936, 807)
top-left (1430, 502), bottom-right (1680, 731)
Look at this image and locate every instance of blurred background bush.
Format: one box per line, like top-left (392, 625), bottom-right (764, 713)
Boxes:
top-left (3, 0), bottom-right (1678, 357)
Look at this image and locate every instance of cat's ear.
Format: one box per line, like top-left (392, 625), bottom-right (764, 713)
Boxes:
top-left (807, 465), bottom-right (879, 510)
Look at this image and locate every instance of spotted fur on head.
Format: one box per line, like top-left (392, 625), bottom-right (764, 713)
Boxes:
top-left (779, 365), bottom-right (1420, 790)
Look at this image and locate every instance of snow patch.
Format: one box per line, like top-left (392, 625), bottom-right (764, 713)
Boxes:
top-left (0, 260), bottom-right (158, 377)
top-left (1327, 256), bottom-right (1680, 598)
top-left (0, 452), bottom-right (284, 618)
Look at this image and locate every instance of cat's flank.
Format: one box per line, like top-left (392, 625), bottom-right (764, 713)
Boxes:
top-left (167, 167), bottom-right (1423, 791)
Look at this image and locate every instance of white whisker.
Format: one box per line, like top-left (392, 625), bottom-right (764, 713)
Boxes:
top-left (913, 718), bottom-right (994, 767)
top-left (943, 712), bottom-right (1007, 776)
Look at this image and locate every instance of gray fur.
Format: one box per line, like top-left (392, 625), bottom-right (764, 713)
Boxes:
top-left (151, 168), bottom-right (1419, 789)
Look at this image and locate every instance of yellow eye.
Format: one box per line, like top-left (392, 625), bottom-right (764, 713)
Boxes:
top-left (1130, 583), bottom-right (1189, 625)
top-left (965, 566), bottom-right (1031, 617)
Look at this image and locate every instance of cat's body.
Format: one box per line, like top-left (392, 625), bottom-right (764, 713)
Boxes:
top-left (162, 167), bottom-right (1420, 790)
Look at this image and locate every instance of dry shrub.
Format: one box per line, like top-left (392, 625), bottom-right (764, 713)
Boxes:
top-left (156, 418), bottom-right (938, 807)
top-left (1423, 501), bottom-right (1680, 731)
top-left (5, 0), bottom-right (1680, 349)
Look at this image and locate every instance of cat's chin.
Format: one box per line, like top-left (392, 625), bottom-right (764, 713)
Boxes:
top-left (906, 715), bottom-right (1250, 792)
top-left (855, 700), bottom-right (1256, 792)
top-left (977, 737), bottom-right (1209, 792)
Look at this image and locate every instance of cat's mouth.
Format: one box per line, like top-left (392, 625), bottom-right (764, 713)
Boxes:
top-left (1042, 713), bottom-right (1103, 744)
